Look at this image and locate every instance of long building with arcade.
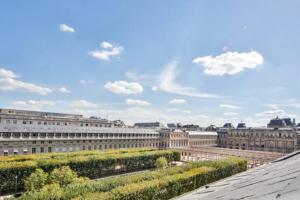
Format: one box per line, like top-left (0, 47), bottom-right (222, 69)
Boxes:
top-left (0, 108), bottom-right (217, 156)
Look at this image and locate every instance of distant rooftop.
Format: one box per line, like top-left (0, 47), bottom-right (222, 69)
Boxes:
top-left (175, 151), bottom-right (300, 200)
top-left (0, 108), bottom-right (83, 118)
top-left (267, 117), bottom-right (295, 128)
top-left (237, 122), bottom-right (246, 129)
top-left (223, 123), bottom-right (234, 128)
top-left (134, 122), bottom-right (164, 128)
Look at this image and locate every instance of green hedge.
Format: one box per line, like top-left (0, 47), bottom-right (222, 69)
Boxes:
top-left (0, 148), bottom-right (158, 163)
top-left (0, 149), bottom-right (180, 194)
top-left (77, 157), bottom-right (247, 200)
top-left (17, 157), bottom-right (246, 200)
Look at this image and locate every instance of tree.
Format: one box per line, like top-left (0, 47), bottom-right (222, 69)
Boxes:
top-left (48, 166), bottom-right (78, 187)
top-left (24, 168), bottom-right (48, 192)
top-left (155, 157), bottom-right (168, 169)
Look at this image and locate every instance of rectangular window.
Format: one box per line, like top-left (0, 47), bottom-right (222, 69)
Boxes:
top-left (32, 148), bottom-right (36, 154)
top-left (48, 147), bottom-right (52, 152)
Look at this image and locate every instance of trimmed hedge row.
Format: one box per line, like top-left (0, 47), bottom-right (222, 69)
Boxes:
top-left (79, 157), bottom-right (247, 200)
top-left (0, 149), bottom-right (180, 194)
top-left (0, 148), bottom-right (158, 163)
top-left (17, 157), bottom-right (246, 200)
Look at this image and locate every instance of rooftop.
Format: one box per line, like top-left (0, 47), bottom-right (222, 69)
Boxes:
top-left (0, 124), bottom-right (159, 134)
top-left (175, 151), bottom-right (300, 200)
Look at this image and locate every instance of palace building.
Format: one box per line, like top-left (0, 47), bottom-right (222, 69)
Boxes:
top-left (0, 108), bottom-right (160, 156)
top-left (188, 131), bottom-right (217, 148)
top-left (217, 118), bottom-right (300, 153)
top-left (0, 108), bottom-right (218, 156)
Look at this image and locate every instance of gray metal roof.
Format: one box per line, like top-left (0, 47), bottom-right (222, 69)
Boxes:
top-left (0, 124), bottom-right (159, 134)
top-left (174, 151), bottom-right (300, 200)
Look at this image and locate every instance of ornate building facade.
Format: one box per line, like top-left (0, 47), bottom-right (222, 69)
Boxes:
top-left (0, 108), bottom-right (218, 156)
top-left (0, 109), bottom-right (160, 156)
top-left (159, 128), bottom-right (189, 149)
top-left (217, 119), bottom-right (300, 153)
top-left (188, 131), bottom-right (217, 147)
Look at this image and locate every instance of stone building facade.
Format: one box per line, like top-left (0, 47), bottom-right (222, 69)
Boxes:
top-left (0, 108), bottom-right (218, 156)
top-left (159, 128), bottom-right (189, 149)
top-left (217, 118), bottom-right (300, 153)
top-left (0, 109), bottom-right (159, 156)
top-left (188, 131), bottom-right (217, 147)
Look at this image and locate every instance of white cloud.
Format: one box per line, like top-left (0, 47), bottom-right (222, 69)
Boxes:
top-left (125, 72), bottom-right (154, 83)
top-left (90, 41), bottom-right (123, 60)
top-left (0, 68), bottom-right (53, 95)
top-left (59, 24), bottom-right (75, 33)
top-left (126, 99), bottom-right (151, 106)
top-left (80, 80), bottom-right (94, 84)
top-left (0, 68), bottom-right (17, 78)
top-left (12, 100), bottom-right (55, 110)
top-left (101, 42), bottom-right (113, 49)
top-left (224, 112), bottom-right (239, 116)
top-left (104, 81), bottom-right (143, 95)
top-left (59, 87), bottom-right (70, 93)
top-left (159, 61), bottom-right (219, 98)
top-left (169, 98), bottom-right (186, 104)
top-left (193, 50), bottom-right (263, 76)
top-left (152, 86), bottom-right (158, 91)
top-left (256, 109), bottom-right (284, 117)
top-left (219, 104), bottom-right (240, 109)
top-left (254, 109), bottom-right (298, 118)
top-left (70, 100), bottom-right (99, 109)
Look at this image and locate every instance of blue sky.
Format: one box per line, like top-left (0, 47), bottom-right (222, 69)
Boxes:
top-left (0, 0), bottom-right (300, 126)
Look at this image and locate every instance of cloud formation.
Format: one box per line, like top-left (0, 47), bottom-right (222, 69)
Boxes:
top-left (126, 99), bottom-right (151, 106)
top-left (90, 41), bottom-right (123, 60)
top-left (104, 81), bottom-right (143, 95)
top-left (80, 80), bottom-right (94, 84)
top-left (59, 24), bottom-right (75, 32)
top-left (59, 87), bottom-right (70, 93)
top-left (169, 98), bottom-right (186, 104)
top-left (159, 61), bottom-right (219, 98)
top-left (12, 100), bottom-right (55, 110)
top-left (0, 68), bottom-right (53, 95)
top-left (255, 109), bottom-right (298, 118)
top-left (193, 51), bottom-right (263, 76)
top-left (219, 104), bottom-right (240, 109)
